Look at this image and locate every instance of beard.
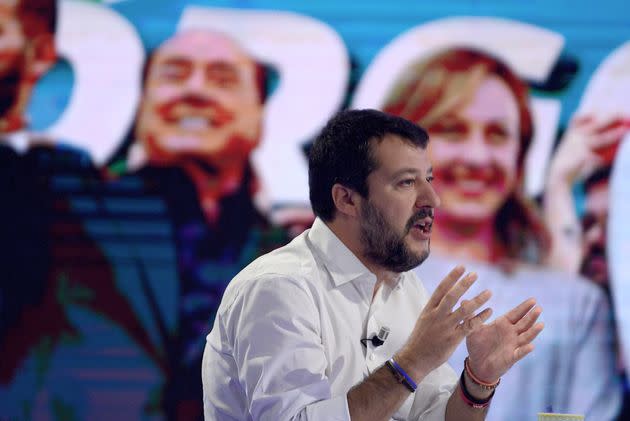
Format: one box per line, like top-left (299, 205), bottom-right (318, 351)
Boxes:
top-left (359, 200), bottom-right (432, 273)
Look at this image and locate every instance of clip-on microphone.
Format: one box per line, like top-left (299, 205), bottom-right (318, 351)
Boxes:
top-left (361, 326), bottom-right (390, 348)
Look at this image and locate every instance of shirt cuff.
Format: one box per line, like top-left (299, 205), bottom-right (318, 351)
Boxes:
top-left (303, 395), bottom-right (350, 421)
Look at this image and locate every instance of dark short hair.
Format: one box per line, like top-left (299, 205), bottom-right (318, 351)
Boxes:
top-left (308, 109), bottom-right (429, 221)
top-left (17, 0), bottom-right (57, 40)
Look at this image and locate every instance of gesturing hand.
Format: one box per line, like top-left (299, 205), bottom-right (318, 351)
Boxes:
top-left (465, 298), bottom-right (544, 384)
top-left (397, 266), bottom-right (493, 381)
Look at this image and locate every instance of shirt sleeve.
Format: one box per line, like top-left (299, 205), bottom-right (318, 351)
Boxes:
top-left (566, 284), bottom-right (622, 420)
top-left (408, 362), bottom-right (457, 421)
top-left (225, 275), bottom-right (351, 421)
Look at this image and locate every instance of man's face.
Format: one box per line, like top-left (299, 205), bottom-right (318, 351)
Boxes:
top-left (359, 135), bottom-right (440, 272)
top-left (581, 180), bottom-right (609, 286)
top-left (136, 31), bottom-right (263, 167)
top-left (427, 75), bottom-right (520, 223)
top-left (0, 0), bottom-right (27, 119)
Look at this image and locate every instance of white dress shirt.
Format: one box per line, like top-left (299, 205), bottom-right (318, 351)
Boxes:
top-left (203, 218), bottom-right (457, 420)
top-left (416, 254), bottom-right (622, 421)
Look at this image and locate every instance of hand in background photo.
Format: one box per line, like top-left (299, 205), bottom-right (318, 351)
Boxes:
top-left (544, 115), bottom-right (630, 283)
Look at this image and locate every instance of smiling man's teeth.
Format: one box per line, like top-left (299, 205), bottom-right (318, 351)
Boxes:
top-left (178, 116), bottom-right (212, 130)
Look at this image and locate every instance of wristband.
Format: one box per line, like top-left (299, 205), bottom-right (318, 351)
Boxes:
top-left (459, 369), bottom-right (495, 409)
top-left (464, 357), bottom-right (500, 390)
top-left (385, 358), bottom-right (417, 393)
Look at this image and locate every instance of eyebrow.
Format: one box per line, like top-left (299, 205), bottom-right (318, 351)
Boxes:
top-left (391, 167), bottom-right (433, 178)
top-left (159, 57), bottom-right (191, 66)
top-left (207, 61), bottom-right (239, 72)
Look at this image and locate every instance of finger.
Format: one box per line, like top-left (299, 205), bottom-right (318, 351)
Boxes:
top-left (515, 305), bottom-right (542, 334)
top-left (587, 126), bottom-right (628, 149)
top-left (439, 272), bottom-right (479, 312)
top-left (459, 307), bottom-right (493, 334)
top-left (517, 322), bottom-right (545, 347)
top-left (426, 265), bottom-right (466, 309)
top-left (581, 154), bottom-right (606, 178)
top-left (592, 115), bottom-right (629, 133)
top-left (451, 289), bottom-right (492, 322)
top-left (514, 343), bottom-right (535, 362)
top-left (504, 298), bottom-right (537, 324)
top-left (569, 114), bottom-right (594, 128)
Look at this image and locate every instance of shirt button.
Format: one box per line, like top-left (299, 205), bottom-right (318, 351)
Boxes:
top-left (369, 354), bottom-right (375, 361)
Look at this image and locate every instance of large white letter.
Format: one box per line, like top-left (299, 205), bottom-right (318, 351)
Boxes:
top-left (47, 0), bottom-right (144, 165)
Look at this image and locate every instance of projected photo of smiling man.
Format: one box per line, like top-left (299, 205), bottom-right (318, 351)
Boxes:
top-left (136, 30), bottom-right (263, 164)
top-left (132, 30), bottom-right (267, 222)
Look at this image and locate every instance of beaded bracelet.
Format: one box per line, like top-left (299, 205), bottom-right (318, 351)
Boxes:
top-left (459, 369), bottom-right (495, 409)
top-left (464, 357), bottom-right (501, 390)
top-left (385, 358), bottom-right (417, 393)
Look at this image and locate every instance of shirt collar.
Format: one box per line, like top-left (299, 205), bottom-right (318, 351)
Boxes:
top-left (307, 217), bottom-right (377, 288)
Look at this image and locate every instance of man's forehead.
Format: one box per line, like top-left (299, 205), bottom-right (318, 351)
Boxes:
top-left (156, 30), bottom-right (254, 65)
top-left (371, 134), bottom-right (430, 173)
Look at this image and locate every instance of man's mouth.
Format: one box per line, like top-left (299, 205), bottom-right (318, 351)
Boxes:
top-left (411, 217), bottom-right (433, 235)
top-left (174, 115), bottom-right (216, 131)
top-left (157, 95), bottom-right (234, 130)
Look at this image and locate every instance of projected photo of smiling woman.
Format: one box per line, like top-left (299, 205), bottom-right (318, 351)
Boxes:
top-left (381, 48), bottom-right (622, 421)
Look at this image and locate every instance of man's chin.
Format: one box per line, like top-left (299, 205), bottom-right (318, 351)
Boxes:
top-left (397, 249), bottom-right (430, 272)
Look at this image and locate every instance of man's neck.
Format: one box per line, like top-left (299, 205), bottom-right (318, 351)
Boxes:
top-left (182, 160), bottom-right (250, 225)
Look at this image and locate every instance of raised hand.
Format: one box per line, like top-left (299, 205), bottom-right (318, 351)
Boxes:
top-left (397, 266), bottom-right (493, 380)
top-left (464, 298), bottom-right (544, 383)
top-left (544, 116), bottom-right (629, 271)
top-left (548, 115), bottom-right (628, 184)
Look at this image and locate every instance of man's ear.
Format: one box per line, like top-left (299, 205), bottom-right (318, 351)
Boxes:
top-left (331, 183), bottom-right (360, 218)
top-left (24, 33), bottom-right (56, 81)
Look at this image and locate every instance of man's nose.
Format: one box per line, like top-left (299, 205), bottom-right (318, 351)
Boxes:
top-left (185, 66), bottom-right (208, 92)
top-left (416, 181), bottom-right (441, 209)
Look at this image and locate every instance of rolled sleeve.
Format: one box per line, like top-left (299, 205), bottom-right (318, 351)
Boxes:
top-left (226, 276), bottom-right (349, 421)
top-left (299, 395), bottom-right (350, 420)
top-left (409, 363), bottom-right (457, 421)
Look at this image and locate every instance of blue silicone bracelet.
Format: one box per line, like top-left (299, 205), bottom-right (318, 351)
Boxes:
top-left (389, 358), bottom-right (418, 392)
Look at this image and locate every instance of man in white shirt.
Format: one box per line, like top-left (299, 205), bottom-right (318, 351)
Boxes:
top-left (202, 109), bottom-right (544, 420)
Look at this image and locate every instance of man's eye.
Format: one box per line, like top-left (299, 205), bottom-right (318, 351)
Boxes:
top-left (157, 64), bottom-right (189, 81)
top-left (400, 179), bottom-right (415, 187)
top-left (426, 176), bottom-right (434, 183)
